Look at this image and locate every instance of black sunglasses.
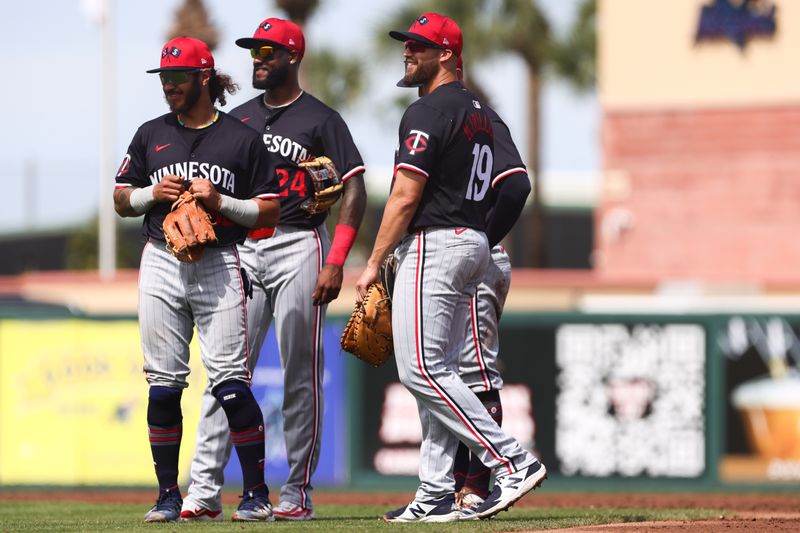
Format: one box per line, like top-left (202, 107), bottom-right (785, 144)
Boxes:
top-left (159, 69), bottom-right (205, 86)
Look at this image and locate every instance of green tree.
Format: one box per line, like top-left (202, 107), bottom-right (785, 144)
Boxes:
top-left (377, 0), bottom-right (596, 267)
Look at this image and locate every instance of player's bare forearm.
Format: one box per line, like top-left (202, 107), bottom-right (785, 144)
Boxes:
top-left (113, 187), bottom-right (139, 217)
top-left (253, 198), bottom-right (280, 229)
top-left (336, 174), bottom-right (367, 228)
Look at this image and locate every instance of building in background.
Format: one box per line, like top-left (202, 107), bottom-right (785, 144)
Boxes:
top-left (596, 0), bottom-right (800, 284)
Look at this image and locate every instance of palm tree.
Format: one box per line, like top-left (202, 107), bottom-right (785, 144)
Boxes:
top-left (377, 0), bottom-right (596, 267)
top-left (275, 0), bottom-right (319, 28)
top-left (166, 0), bottom-right (219, 50)
top-left (272, 0), bottom-right (364, 109)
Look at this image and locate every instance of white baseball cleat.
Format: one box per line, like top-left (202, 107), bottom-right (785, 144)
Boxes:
top-left (475, 460), bottom-right (547, 519)
top-left (383, 493), bottom-right (478, 523)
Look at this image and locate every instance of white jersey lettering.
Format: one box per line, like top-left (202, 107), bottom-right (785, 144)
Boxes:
top-left (262, 133), bottom-right (308, 164)
top-left (148, 163), bottom-right (237, 192)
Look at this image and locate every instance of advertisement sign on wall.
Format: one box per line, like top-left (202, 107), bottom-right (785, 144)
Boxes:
top-left (355, 320), bottom-right (708, 482)
top-left (0, 319), bottom-right (208, 485)
top-left (719, 316), bottom-right (800, 483)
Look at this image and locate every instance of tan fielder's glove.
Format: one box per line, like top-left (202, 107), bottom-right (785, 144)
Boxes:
top-left (162, 191), bottom-right (217, 263)
top-left (298, 156), bottom-right (344, 217)
top-left (341, 282), bottom-right (393, 367)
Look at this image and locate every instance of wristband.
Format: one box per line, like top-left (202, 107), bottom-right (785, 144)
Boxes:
top-left (326, 224), bottom-right (357, 267)
top-left (128, 185), bottom-right (156, 214)
top-left (219, 195), bottom-right (260, 228)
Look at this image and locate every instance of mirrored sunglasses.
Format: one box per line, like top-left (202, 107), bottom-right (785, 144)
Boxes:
top-left (250, 45), bottom-right (276, 59)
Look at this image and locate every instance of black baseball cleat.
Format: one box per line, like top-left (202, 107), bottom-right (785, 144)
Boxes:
top-left (232, 486), bottom-right (274, 522)
top-left (475, 461), bottom-right (547, 519)
top-left (383, 493), bottom-right (478, 522)
top-left (143, 487), bottom-right (183, 522)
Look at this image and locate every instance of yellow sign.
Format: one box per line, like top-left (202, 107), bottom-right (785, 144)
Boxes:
top-left (0, 319), bottom-right (208, 485)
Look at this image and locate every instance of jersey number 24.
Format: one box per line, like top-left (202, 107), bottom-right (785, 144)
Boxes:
top-left (276, 168), bottom-right (308, 197)
top-left (466, 143), bottom-right (492, 202)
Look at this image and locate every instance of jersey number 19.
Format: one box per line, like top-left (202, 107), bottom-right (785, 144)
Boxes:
top-left (466, 143), bottom-right (492, 202)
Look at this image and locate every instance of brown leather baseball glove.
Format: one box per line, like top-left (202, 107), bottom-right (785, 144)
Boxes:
top-left (341, 282), bottom-right (393, 367)
top-left (298, 156), bottom-right (344, 218)
top-left (162, 191), bottom-right (217, 263)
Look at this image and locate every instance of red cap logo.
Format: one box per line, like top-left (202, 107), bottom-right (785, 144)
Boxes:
top-left (235, 18), bottom-right (305, 59)
top-left (146, 37), bottom-right (214, 73)
top-left (389, 12), bottom-right (463, 57)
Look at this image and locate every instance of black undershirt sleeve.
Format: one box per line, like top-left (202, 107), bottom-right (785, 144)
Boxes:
top-left (486, 172), bottom-right (532, 248)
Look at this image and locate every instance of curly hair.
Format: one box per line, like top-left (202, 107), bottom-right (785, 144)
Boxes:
top-left (208, 69), bottom-right (239, 107)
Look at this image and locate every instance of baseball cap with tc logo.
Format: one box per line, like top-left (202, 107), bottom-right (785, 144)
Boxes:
top-left (389, 12), bottom-right (463, 57)
top-left (235, 18), bottom-right (306, 59)
top-left (146, 36), bottom-right (214, 73)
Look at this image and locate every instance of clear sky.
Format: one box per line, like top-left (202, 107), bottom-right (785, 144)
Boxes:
top-left (1, 0), bottom-right (598, 232)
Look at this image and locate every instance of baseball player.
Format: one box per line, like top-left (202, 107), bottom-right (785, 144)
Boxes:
top-left (113, 37), bottom-right (280, 522)
top-left (180, 18), bottom-right (366, 522)
top-left (449, 60), bottom-right (532, 511)
top-left (354, 13), bottom-right (545, 523)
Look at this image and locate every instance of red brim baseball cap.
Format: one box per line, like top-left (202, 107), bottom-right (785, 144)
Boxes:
top-left (146, 36), bottom-right (214, 73)
top-left (389, 12), bottom-right (463, 57)
top-left (235, 17), bottom-right (305, 59)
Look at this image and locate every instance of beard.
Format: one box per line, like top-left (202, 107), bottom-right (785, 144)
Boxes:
top-left (402, 57), bottom-right (439, 87)
top-left (253, 61), bottom-right (289, 90)
top-left (164, 76), bottom-right (202, 114)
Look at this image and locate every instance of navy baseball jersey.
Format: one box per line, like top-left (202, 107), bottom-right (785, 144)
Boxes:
top-left (115, 112), bottom-right (279, 246)
top-left (229, 93), bottom-right (365, 229)
top-left (486, 106), bottom-right (527, 213)
top-left (394, 81), bottom-right (494, 232)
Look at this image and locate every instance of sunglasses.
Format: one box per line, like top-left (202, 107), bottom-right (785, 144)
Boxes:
top-left (250, 45), bottom-right (277, 59)
top-left (404, 40), bottom-right (443, 54)
top-left (158, 69), bottom-right (201, 86)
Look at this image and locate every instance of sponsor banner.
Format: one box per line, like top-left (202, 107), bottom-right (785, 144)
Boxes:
top-left (555, 324), bottom-right (706, 478)
top-left (718, 316), bottom-right (800, 484)
top-left (0, 320), bottom-right (208, 485)
top-left (356, 320), bottom-right (707, 480)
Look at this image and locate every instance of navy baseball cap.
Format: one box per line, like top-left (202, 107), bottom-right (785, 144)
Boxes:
top-left (235, 18), bottom-right (305, 59)
top-left (389, 12), bottom-right (463, 57)
top-left (146, 37), bottom-right (215, 73)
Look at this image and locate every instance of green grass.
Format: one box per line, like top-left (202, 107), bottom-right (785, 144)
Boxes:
top-left (0, 502), bottom-right (721, 532)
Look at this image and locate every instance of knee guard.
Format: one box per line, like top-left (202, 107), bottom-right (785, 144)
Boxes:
top-left (147, 386), bottom-right (182, 427)
top-left (212, 380), bottom-right (263, 432)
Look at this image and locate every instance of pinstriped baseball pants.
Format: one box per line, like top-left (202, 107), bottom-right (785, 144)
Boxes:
top-left (459, 245), bottom-right (511, 393)
top-left (392, 228), bottom-right (535, 500)
top-left (138, 240), bottom-right (251, 390)
top-left (184, 225), bottom-right (329, 511)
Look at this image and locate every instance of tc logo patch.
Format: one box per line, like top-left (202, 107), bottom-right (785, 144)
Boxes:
top-left (262, 22), bottom-right (272, 31)
top-left (404, 129), bottom-right (429, 155)
top-left (418, 16), bottom-right (429, 25)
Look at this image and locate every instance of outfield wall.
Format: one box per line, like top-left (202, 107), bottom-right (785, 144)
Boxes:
top-left (1, 312), bottom-right (798, 489)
